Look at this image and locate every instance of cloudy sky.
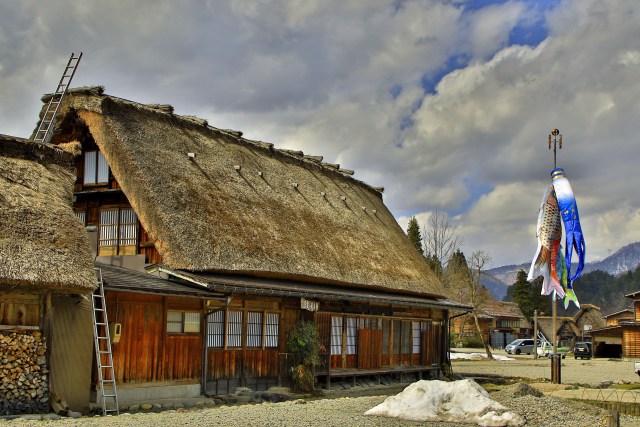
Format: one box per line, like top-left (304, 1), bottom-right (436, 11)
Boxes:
top-left (2, 0), bottom-right (639, 268)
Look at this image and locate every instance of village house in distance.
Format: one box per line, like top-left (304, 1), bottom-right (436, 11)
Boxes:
top-left (21, 85), bottom-right (469, 409)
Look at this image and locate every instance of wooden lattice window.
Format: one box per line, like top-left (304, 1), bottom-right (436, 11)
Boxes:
top-left (265, 313), bottom-right (279, 348)
top-left (207, 310), bottom-right (224, 348)
top-left (247, 312), bottom-right (263, 347)
top-left (226, 310), bottom-right (243, 347)
top-left (98, 207), bottom-right (138, 256)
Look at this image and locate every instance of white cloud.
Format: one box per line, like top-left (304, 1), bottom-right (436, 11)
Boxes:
top-left (2, 0), bottom-right (640, 268)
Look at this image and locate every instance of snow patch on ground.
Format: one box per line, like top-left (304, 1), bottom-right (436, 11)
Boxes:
top-left (365, 379), bottom-right (524, 426)
top-left (450, 352), bottom-right (515, 361)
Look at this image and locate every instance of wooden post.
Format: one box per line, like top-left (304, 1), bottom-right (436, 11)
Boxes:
top-left (604, 410), bottom-right (620, 427)
top-left (533, 310), bottom-right (538, 360)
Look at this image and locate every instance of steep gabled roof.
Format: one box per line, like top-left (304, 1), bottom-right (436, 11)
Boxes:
top-left (43, 87), bottom-right (445, 298)
top-left (536, 316), bottom-right (581, 339)
top-left (0, 135), bottom-right (96, 293)
top-left (482, 301), bottom-right (526, 319)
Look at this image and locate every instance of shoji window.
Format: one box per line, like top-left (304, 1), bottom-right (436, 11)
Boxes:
top-left (346, 317), bottom-right (357, 355)
top-left (413, 321), bottom-right (426, 354)
top-left (226, 311), bottom-right (243, 347)
top-left (330, 316), bottom-right (342, 355)
top-left (84, 150), bottom-right (109, 185)
top-left (167, 311), bottom-right (200, 333)
top-left (207, 311), bottom-right (224, 348)
top-left (265, 313), bottom-right (279, 348)
top-left (247, 312), bottom-right (263, 347)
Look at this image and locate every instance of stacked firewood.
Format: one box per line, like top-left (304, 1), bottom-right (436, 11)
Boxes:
top-left (0, 330), bottom-right (49, 415)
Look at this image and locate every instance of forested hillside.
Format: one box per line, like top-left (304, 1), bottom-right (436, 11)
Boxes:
top-left (503, 265), bottom-right (640, 318)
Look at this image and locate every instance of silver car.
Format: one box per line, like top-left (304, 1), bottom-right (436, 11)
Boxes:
top-left (505, 339), bottom-right (535, 355)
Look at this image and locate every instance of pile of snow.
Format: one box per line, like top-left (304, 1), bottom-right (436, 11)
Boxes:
top-left (365, 379), bottom-right (524, 426)
top-left (450, 352), bottom-right (515, 361)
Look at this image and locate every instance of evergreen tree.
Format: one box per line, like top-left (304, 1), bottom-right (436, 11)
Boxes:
top-left (509, 270), bottom-right (550, 319)
top-left (406, 216), bottom-right (424, 256)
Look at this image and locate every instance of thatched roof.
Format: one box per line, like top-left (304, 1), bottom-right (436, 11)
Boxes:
top-left (0, 135), bottom-right (96, 293)
top-left (41, 87), bottom-right (445, 298)
top-left (536, 316), bottom-right (581, 339)
top-left (573, 304), bottom-right (606, 329)
top-left (482, 301), bottom-right (526, 319)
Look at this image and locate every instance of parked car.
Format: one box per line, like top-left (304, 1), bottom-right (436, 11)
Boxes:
top-left (536, 343), bottom-right (567, 358)
top-left (573, 342), bottom-right (592, 359)
top-left (634, 361), bottom-right (640, 376)
top-left (505, 339), bottom-right (535, 355)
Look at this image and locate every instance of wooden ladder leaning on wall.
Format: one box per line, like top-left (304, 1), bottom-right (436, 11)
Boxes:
top-left (91, 268), bottom-right (119, 416)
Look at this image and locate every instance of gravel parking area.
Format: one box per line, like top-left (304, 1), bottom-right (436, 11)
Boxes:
top-left (452, 349), bottom-right (640, 386)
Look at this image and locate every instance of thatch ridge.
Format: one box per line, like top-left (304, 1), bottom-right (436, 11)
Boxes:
top-left (0, 135), bottom-right (96, 293)
top-left (47, 89), bottom-right (444, 297)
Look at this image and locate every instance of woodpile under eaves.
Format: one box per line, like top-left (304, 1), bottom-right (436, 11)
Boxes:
top-left (0, 330), bottom-right (49, 415)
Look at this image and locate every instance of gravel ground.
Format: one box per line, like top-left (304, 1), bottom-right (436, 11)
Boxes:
top-left (451, 349), bottom-right (640, 386)
top-left (2, 351), bottom-right (640, 426)
top-left (1, 390), bottom-right (638, 427)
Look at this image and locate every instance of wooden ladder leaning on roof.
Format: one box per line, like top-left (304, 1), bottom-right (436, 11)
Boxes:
top-left (34, 52), bottom-right (82, 144)
top-left (91, 268), bottom-right (119, 416)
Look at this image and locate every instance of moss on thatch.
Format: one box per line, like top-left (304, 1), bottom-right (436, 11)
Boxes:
top-left (42, 88), bottom-right (445, 297)
top-left (0, 135), bottom-right (96, 293)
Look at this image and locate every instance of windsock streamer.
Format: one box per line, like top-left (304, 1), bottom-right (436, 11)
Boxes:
top-left (528, 183), bottom-right (565, 299)
top-left (559, 246), bottom-right (580, 309)
top-left (551, 168), bottom-right (586, 281)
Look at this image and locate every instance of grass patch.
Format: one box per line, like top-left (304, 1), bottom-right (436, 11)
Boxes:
top-left (612, 383), bottom-right (640, 390)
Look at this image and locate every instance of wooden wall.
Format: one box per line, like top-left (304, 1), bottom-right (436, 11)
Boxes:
top-left (50, 294), bottom-right (93, 411)
top-left (623, 328), bottom-right (640, 358)
top-left (104, 292), bottom-right (202, 384)
top-left (0, 291), bottom-right (41, 327)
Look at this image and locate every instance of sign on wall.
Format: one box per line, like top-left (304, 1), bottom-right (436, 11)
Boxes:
top-left (301, 298), bottom-right (319, 312)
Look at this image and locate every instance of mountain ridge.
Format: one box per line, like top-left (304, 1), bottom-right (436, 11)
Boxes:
top-left (483, 242), bottom-right (640, 300)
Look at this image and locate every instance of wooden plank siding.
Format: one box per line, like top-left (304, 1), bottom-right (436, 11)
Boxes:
top-left (103, 292), bottom-right (202, 384)
top-left (623, 329), bottom-right (640, 358)
top-left (0, 292), bottom-right (41, 327)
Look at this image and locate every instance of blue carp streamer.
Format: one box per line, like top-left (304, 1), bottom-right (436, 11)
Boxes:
top-left (559, 246), bottom-right (580, 309)
top-left (551, 168), bottom-right (586, 282)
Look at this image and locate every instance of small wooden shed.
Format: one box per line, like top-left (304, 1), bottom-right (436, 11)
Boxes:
top-left (0, 135), bottom-right (96, 414)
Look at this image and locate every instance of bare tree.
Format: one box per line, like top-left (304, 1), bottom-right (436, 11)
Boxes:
top-left (448, 250), bottom-right (494, 359)
top-left (467, 251), bottom-right (494, 359)
top-left (422, 211), bottom-right (463, 279)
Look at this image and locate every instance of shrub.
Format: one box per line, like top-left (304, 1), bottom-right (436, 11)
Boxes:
top-left (286, 321), bottom-right (321, 392)
top-left (461, 335), bottom-right (484, 348)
